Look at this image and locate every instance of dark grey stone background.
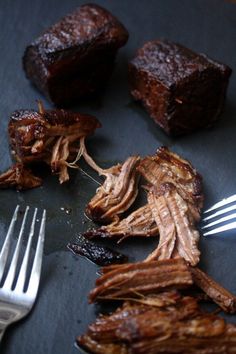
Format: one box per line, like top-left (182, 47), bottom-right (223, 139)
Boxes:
top-left (0, 0), bottom-right (236, 353)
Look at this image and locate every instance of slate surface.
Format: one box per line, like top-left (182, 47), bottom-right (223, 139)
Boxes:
top-left (0, 0), bottom-right (236, 353)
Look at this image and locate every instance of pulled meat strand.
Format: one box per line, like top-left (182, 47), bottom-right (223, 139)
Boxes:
top-left (85, 155), bottom-right (141, 224)
top-left (84, 204), bottom-right (158, 240)
top-left (145, 184), bottom-right (200, 266)
top-left (191, 266), bottom-right (236, 314)
top-left (137, 146), bottom-right (203, 215)
top-left (146, 187), bottom-right (176, 261)
top-left (89, 258), bottom-right (193, 303)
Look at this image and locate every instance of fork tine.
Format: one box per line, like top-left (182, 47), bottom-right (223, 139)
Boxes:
top-left (203, 204), bottom-right (236, 221)
top-left (204, 194), bottom-right (236, 213)
top-left (203, 221), bottom-right (236, 236)
top-left (27, 210), bottom-right (46, 297)
top-left (3, 206), bottom-right (29, 290)
top-left (202, 212), bottom-right (236, 229)
top-left (14, 208), bottom-right (38, 293)
top-left (0, 205), bottom-right (19, 282)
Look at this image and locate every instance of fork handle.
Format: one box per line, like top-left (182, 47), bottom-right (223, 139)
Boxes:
top-left (0, 321), bottom-right (7, 342)
top-left (0, 305), bottom-right (20, 342)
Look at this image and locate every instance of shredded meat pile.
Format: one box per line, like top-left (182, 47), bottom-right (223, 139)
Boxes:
top-left (84, 146), bottom-right (203, 266)
top-left (78, 289), bottom-right (236, 354)
top-left (76, 147), bottom-right (236, 354)
top-left (0, 102), bottom-right (100, 189)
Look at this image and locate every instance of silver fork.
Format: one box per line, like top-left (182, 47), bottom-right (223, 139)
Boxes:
top-left (0, 205), bottom-right (46, 341)
top-left (202, 194), bottom-right (236, 236)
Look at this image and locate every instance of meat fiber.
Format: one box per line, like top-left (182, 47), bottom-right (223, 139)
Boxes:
top-left (23, 4), bottom-right (129, 106)
top-left (146, 184), bottom-right (200, 266)
top-left (137, 146), bottom-right (203, 213)
top-left (84, 204), bottom-right (158, 241)
top-left (84, 147), bottom-right (203, 266)
top-left (89, 258), bottom-right (193, 303)
top-left (0, 102), bottom-right (100, 189)
top-left (191, 266), bottom-right (236, 314)
top-left (129, 39), bottom-right (232, 136)
top-left (78, 291), bottom-right (236, 354)
top-left (84, 155), bottom-right (141, 224)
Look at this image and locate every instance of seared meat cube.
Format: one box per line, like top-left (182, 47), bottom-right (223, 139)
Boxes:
top-left (23, 4), bottom-right (129, 106)
top-left (129, 39), bottom-right (232, 136)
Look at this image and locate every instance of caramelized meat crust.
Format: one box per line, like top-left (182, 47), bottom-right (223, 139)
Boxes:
top-left (0, 103), bottom-right (100, 189)
top-left (23, 4), bottom-right (129, 106)
top-left (9, 107), bottom-right (100, 164)
top-left (129, 39), bottom-right (232, 136)
top-left (78, 290), bottom-right (236, 354)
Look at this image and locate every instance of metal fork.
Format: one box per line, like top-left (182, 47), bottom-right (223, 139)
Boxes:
top-left (202, 194), bottom-right (236, 236)
top-left (0, 205), bottom-right (46, 341)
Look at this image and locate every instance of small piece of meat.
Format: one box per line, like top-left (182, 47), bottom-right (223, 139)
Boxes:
top-left (78, 292), bottom-right (236, 354)
top-left (67, 237), bottom-right (128, 266)
top-left (137, 146), bottom-right (203, 213)
top-left (85, 156), bottom-right (141, 224)
top-left (9, 105), bottom-right (100, 164)
top-left (129, 39), bottom-right (232, 136)
top-left (0, 102), bottom-right (101, 189)
top-left (23, 4), bottom-right (129, 106)
top-left (0, 163), bottom-right (42, 190)
top-left (89, 258), bottom-right (193, 303)
top-left (191, 266), bottom-right (236, 314)
top-left (84, 204), bottom-right (158, 240)
top-left (146, 184), bottom-right (200, 266)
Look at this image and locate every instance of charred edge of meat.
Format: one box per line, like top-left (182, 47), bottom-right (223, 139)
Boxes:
top-left (0, 163), bottom-right (42, 190)
top-left (89, 258), bottom-right (193, 303)
top-left (67, 237), bottom-right (128, 266)
top-left (83, 204), bottom-right (159, 241)
top-left (145, 184), bottom-right (200, 266)
top-left (191, 266), bottom-right (236, 314)
top-left (85, 156), bottom-right (141, 224)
